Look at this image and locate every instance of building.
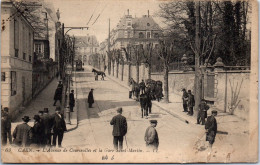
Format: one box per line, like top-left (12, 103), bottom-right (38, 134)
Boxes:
top-left (1, 1), bottom-right (34, 118)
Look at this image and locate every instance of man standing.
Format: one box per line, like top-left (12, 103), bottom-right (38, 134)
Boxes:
top-left (182, 88), bottom-right (189, 112)
top-left (144, 120), bottom-right (159, 151)
top-left (197, 99), bottom-right (210, 125)
top-left (13, 116), bottom-right (32, 147)
top-left (52, 107), bottom-right (67, 147)
top-left (205, 110), bottom-right (218, 147)
top-left (57, 80), bottom-right (63, 90)
top-left (139, 79), bottom-right (145, 94)
top-left (187, 90), bottom-right (195, 116)
top-left (88, 89), bottom-right (94, 108)
top-left (1, 107), bottom-right (12, 146)
top-left (69, 90), bottom-right (75, 112)
top-left (32, 115), bottom-right (44, 146)
top-left (53, 87), bottom-right (62, 106)
top-left (41, 108), bottom-right (53, 146)
top-left (110, 108), bottom-right (127, 150)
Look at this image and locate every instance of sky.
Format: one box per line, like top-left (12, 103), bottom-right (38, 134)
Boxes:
top-left (48, 0), bottom-right (165, 43)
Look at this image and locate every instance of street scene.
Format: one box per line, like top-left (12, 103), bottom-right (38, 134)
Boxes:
top-left (1, 0), bottom-right (258, 163)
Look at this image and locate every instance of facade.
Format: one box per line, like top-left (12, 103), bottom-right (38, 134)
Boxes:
top-left (1, 2), bottom-right (34, 118)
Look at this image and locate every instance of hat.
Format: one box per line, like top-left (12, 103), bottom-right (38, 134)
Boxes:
top-left (212, 110), bottom-right (218, 114)
top-left (33, 115), bottom-right (41, 121)
top-left (188, 90), bottom-right (191, 93)
top-left (55, 106), bottom-right (61, 111)
top-left (91, 88), bottom-right (94, 90)
top-left (3, 107), bottom-right (9, 112)
top-left (150, 120), bottom-right (158, 124)
top-left (43, 108), bottom-right (49, 113)
top-left (117, 107), bottom-right (123, 113)
top-left (182, 88), bottom-right (186, 91)
top-left (22, 116), bottom-right (31, 122)
top-left (38, 110), bottom-right (43, 114)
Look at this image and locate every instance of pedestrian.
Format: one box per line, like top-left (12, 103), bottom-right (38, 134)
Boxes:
top-left (197, 99), bottom-right (210, 125)
top-left (53, 87), bottom-right (62, 106)
top-left (187, 90), bottom-right (195, 116)
top-left (41, 108), bottom-right (53, 146)
top-left (146, 91), bottom-right (152, 114)
top-left (205, 110), bottom-right (218, 147)
top-left (57, 80), bottom-right (63, 90)
top-left (182, 88), bottom-right (189, 112)
top-left (140, 79), bottom-right (145, 94)
top-left (13, 116), bottom-right (32, 147)
top-left (52, 107), bottom-right (67, 148)
top-left (144, 120), bottom-right (159, 152)
top-left (69, 90), bottom-right (75, 112)
top-left (88, 89), bottom-right (94, 108)
top-left (38, 111), bottom-right (44, 118)
top-left (32, 115), bottom-right (44, 147)
top-left (110, 108), bottom-right (127, 150)
top-left (1, 107), bottom-right (12, 146)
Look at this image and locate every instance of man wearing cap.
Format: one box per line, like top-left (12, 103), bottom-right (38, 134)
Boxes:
top-left (205, 110), bottom-right (218, 147)
top-left (41, 108), bottom-right (53, 146)
top-left (52, 107), bottom-right (67, 147)
top-left (187, 90), bottom-right (195, 116)
top-left (197, 99), bottom-right (210, 125)
top-left (32, 115), bottom-right (44, 146)
top-left (110, 108), bottom-right (127, 150)
top-left (69, 90), bottom-right (75, 112)
top-left (182, 88), bottom-right (189, 112)
top-left (13, 116), bottom-right (32, 147)
top-left (144, 120), bottom-right (159, 151)
top-left (88, 89), bottom-right (94, 108)
top-left (1, 107), bottom-right (12, 146)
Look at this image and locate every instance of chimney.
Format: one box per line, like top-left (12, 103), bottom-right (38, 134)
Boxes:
top-left (148, 10), bottom-right (149, 17)
top-left (127, 9), bottom-right (129, 15)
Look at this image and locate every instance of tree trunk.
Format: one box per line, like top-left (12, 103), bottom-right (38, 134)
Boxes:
top-left (128, 63), bottom-right (131, 85)
top-left (116, 62), bottom-right (119, 78)
top-left (148, 63), bottom-right (151, 80)
top-left (108, 58), bottom-right (111, 75)
top-left (112, 62), bottom-right (115, 76)
top-left (136, 63), bottom-right (139, 83)
top-left (163, 63), bottom-right (169, 103)
top-left (121, 61), bottom-right (124, 81)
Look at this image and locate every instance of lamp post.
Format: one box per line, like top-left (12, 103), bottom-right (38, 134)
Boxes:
top-left (65, 63), bottom-right (72, 124)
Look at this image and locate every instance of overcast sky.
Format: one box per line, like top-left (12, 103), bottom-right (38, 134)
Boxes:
top-left (48, 0), bottom-right (165, 43)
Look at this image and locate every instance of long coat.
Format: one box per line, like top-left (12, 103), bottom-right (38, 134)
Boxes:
top-left (182, 91), bottom-right (188, 104)
top-left (205, 115), bottom-right (217, 144)
top-left (110, 114), bottom-right (127, 137)
top-left (53, 113), bottom-right (67, 133)
top-left (144, 126), bottom-right (159, 149)
top-left (32, 121), bottom-right (44, 144)
top-left (13, 123), bottom-right (32, 146)
top-left (88, 91), bottom-right (94, 104)
top-left (187, 94), bottom-right (195, 107)
top-left (69, 93), bottom-right (75, 107)
top-left (54, 88), bottom-right (62, 101)
top-left (1, 113), bottom-right (11, 134)
top-left (199, 102), bottom-right (210, 118)
top-left (41, 114), bottom-right (53, 135)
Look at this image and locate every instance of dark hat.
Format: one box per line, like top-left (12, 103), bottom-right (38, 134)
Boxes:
top-left (150, 120), bottom-right (158, 124)
top-left (55, 106), bottom-right (61, 111)
top-left (38, 110), bottom-right (43, 114)
top-left (117, 107), bottom-right (123, 113)
top-left (182, 88), bottom-right (186, 91)
top-left (22, 116), bottom-right (31, 122)
top-left (201, 99), bottom-right (206, 102)
top-left (212, 110), bottom-right (218, 114)
top-left (43, 108), bottom-right (49, 113)
top-left (188, 90), bottom-right (191, 93)
top-left (91, 88), bottom-right (94, 90)
top-left (3, 107), bottom-right (9, 112)
top-left (33, 115), bottom-right (41, 121)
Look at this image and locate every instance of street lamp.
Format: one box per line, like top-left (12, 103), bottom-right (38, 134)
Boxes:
top-left (65, 63), bottom-right (72, 124)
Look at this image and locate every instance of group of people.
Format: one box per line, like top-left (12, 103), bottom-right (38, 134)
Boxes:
top-left (182, 88), bottom-right (218, 147)
top-left (1, 107), bottom-right (67, 148)
top-left (110, 108), bottom-right (159, 151)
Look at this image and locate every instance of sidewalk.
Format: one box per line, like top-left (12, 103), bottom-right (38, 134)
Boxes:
top-left (12, 77), bottom-right (78, 132)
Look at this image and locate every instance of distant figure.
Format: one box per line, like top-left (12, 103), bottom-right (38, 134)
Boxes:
top-left (57, 80), bottom-right (63, 90)
top-left (205, 110), bottom-right (218, 147)
top-left (182, 88), bottom-right (188, 112)
top-left (52, 107), bottom-right (67, 148)
top-left (110, 108), bottom-right (127, 150)
top-left (53, 87), bottom-right (62, 106)
top-left (1, 107), bottom-right (12, 146)
top-left (88, 89), bottom-right (94, 108)
top-left (32, 115), bottom-right (44, 146)
top-left (187, 90), bottom-right (195, 116)
top-left (41, 108), bottom-right (53, 146)
top-left (13, 116), bottom-right (32, 147)
top-left (197, 99), bottom-right (210, 125)
top-left (144, 120), bottom-right (159, 151)
top-left (139, 80), bottom-right (146, 94)
top-left (69, 90), bottom-right (75, 112)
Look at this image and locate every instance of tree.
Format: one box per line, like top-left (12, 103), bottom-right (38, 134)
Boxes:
top-left (122, 44), bottom-right (133, 85)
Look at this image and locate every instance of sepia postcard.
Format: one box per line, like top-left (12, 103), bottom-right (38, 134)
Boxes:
top-left (0, 0), bottom-right (258, 163)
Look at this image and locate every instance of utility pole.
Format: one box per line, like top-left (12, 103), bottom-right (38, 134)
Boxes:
top-left (108, 18), bottom-right (111, 75)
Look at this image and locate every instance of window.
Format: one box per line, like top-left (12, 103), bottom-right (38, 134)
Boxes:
top-left (1, 72), bottom-right (5, 81)
top-left (14, 19), bottom-right (19, 56)
top-left (23, 53), bottom-right (26, 60)
top-left (147, 32), bottom-right (151, 38)
top-left (127, 31), bottom-right (130, 38)
top-left (15, 49), bottom-right (19, 57)
top-left (11, 71), bottom-right (17, 96)
top-left (127, 21), bottom-right (131, 26)
top-left (154, 33), bottom-right (159, 38)
top-left (139, 32), bottom-right (144, 38)
top-left (29, 55), bottom-right (32, 62)
top-left (35, 43), bottom-right (42, 53)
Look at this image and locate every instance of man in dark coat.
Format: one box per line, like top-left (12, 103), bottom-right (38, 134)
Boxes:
top-left (139, 79), bottom-right (146, 94)
top-left (88, 89), bottom-right (94, 108)
top-left (52, 107), bottom-right (67, 147)
top-left (182, 88), bottom-right (189, 112)
top-left (187, 90), bottom-right (195, 116)
top-left (57, 80), bottom-right (63, 90)
top-left (41, 108), bottom-right (53, 146)
top-left (110, 108), bottom-right (127, 150)
top-left (1, 107), bottom-right (12, 146)
top-left (32, 115), bottom-right (44, 146)
top-left (205, 110), bottom-right (218, 147)
top-left (146, 91), bottom-right (152, 114)
top-left (13, 116), bottom-right (32, 147)
top-left (69, 90), bottom-right (75, 112)
top-left (53, 87), bottom-right (62, 106)
top-left (144, 120), bottom-right (159, 151)
top-left (197, 99), bottom-right (210, 125)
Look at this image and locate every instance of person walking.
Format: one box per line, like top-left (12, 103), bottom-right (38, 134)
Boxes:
top-left (147, 91), bottom-right (152, 114)
top-left (69, 90), bottom-right (75, 112)
top-left (144, 120), bottom-right (159, 152)
top-left (187, 90), bottom-right (195, 116)
top-left (52, 107), bottom-right (67, 148)
top-left (140, 79), bottom-right (146, 94)
top-left (53, 87), bottom-right (62, 106)
top-left (110, 108), bottom-right (127, 150)
top-left (13, 116), bottom-right (32, 147)
top-left (205, 110), bottom-right (218, 147)
top-left (182, 88), bottom-right (189, 112)
top-left (41, 108), bottom-right (53, 146)
top-left (32, 115), bottom-right (44, 146)
top-left (88, 89), bottom-right (94, 108)
top-left (57, 80), bottom-right (63, 90)
top-left (1, 107), bottom-right (12, 146)
top-left (197, 99), bottom-right (210, 125)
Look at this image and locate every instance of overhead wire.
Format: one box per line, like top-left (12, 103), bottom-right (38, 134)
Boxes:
top-left (91, 3), bottom-right (107, 26)
top-left (86, 1), bottom-right (100, 25)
